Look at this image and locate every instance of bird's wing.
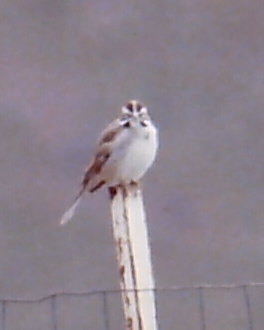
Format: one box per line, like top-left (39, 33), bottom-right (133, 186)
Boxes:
top-left (60, 143), bottom-right (113, 225)
top-left (82, 144), bottom-right (111, 187)
top-left (98, 118), bottom-right (124, 144)
top-left (82, 120), bottom-right (125, 186)
top-left (60, 118), bottom-right (128, 225)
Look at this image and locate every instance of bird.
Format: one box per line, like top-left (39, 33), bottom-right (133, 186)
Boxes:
top-left (60, 100), bottom-right (158, 225)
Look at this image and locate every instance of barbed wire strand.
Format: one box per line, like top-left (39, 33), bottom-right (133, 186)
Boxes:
top-left (0, 282), bottom-right (262, 330)
top-left (1, 281), bottom-right (264, 303)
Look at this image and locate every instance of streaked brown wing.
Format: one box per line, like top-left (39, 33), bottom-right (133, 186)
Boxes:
top-left (79, 119), bottom-right (124, 194)
top-left (98, 119), bottom-right (123, 145)
top-left (82, 145), bottom-right (111, 186)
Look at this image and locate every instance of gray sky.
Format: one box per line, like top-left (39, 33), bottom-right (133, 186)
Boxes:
top-left (0, 0), bottom-right (264, 303)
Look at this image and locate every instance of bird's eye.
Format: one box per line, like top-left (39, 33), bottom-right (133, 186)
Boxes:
top-left (123, 121), bottom-right (131, 128)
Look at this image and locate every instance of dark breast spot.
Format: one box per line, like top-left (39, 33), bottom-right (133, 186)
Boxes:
top-left (140, 121), bottom-right (147, 127)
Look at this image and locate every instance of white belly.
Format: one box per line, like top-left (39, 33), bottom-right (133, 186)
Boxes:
top-left (104, 127), bottom-right (158, 186)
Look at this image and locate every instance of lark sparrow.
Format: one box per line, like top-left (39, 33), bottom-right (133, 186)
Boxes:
top-left (60, 100), bottom-right (158, 225)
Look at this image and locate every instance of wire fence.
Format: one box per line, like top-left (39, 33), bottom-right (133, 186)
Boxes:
top-left (1, 282), bottom-right (264, 330)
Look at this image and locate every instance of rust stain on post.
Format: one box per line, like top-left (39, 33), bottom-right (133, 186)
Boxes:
top-left (119, 265), bottom-right (125, 282)
top-left (125, 296), bottom-right (130, 306)
top-left (122, 185), bottom-right (144, 330)
top-left (126, 317), bottom-right (133, 330)
top-left (122, 184), bottom-right (129, 198)
top-left (111, 184), bottom-right (158, 330)
top-left (108, 186), bottom-right (117, 200)
top-left (117, 237), bottom-right (123, 254)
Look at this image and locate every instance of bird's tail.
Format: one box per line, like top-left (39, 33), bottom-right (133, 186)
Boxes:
top-left (60, 188), bottom-right (85, 225)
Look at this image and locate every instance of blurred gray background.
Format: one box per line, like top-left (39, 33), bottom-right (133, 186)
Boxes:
top-left (0, 0), bottom-right (264, 328)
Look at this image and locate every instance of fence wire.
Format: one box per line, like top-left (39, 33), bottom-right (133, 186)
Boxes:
top-left (1, 282), bottom-right (264, 330)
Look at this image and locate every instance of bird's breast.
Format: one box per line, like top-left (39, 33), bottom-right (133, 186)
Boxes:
top-left (116, 127), bottom-right (158, 181)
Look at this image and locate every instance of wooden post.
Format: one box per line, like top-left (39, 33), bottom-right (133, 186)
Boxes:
top-left (109, 183), bottom-right (158, 330)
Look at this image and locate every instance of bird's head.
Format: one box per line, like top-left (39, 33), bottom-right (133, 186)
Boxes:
top-left (121, 100), bottom-right (148, 117)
